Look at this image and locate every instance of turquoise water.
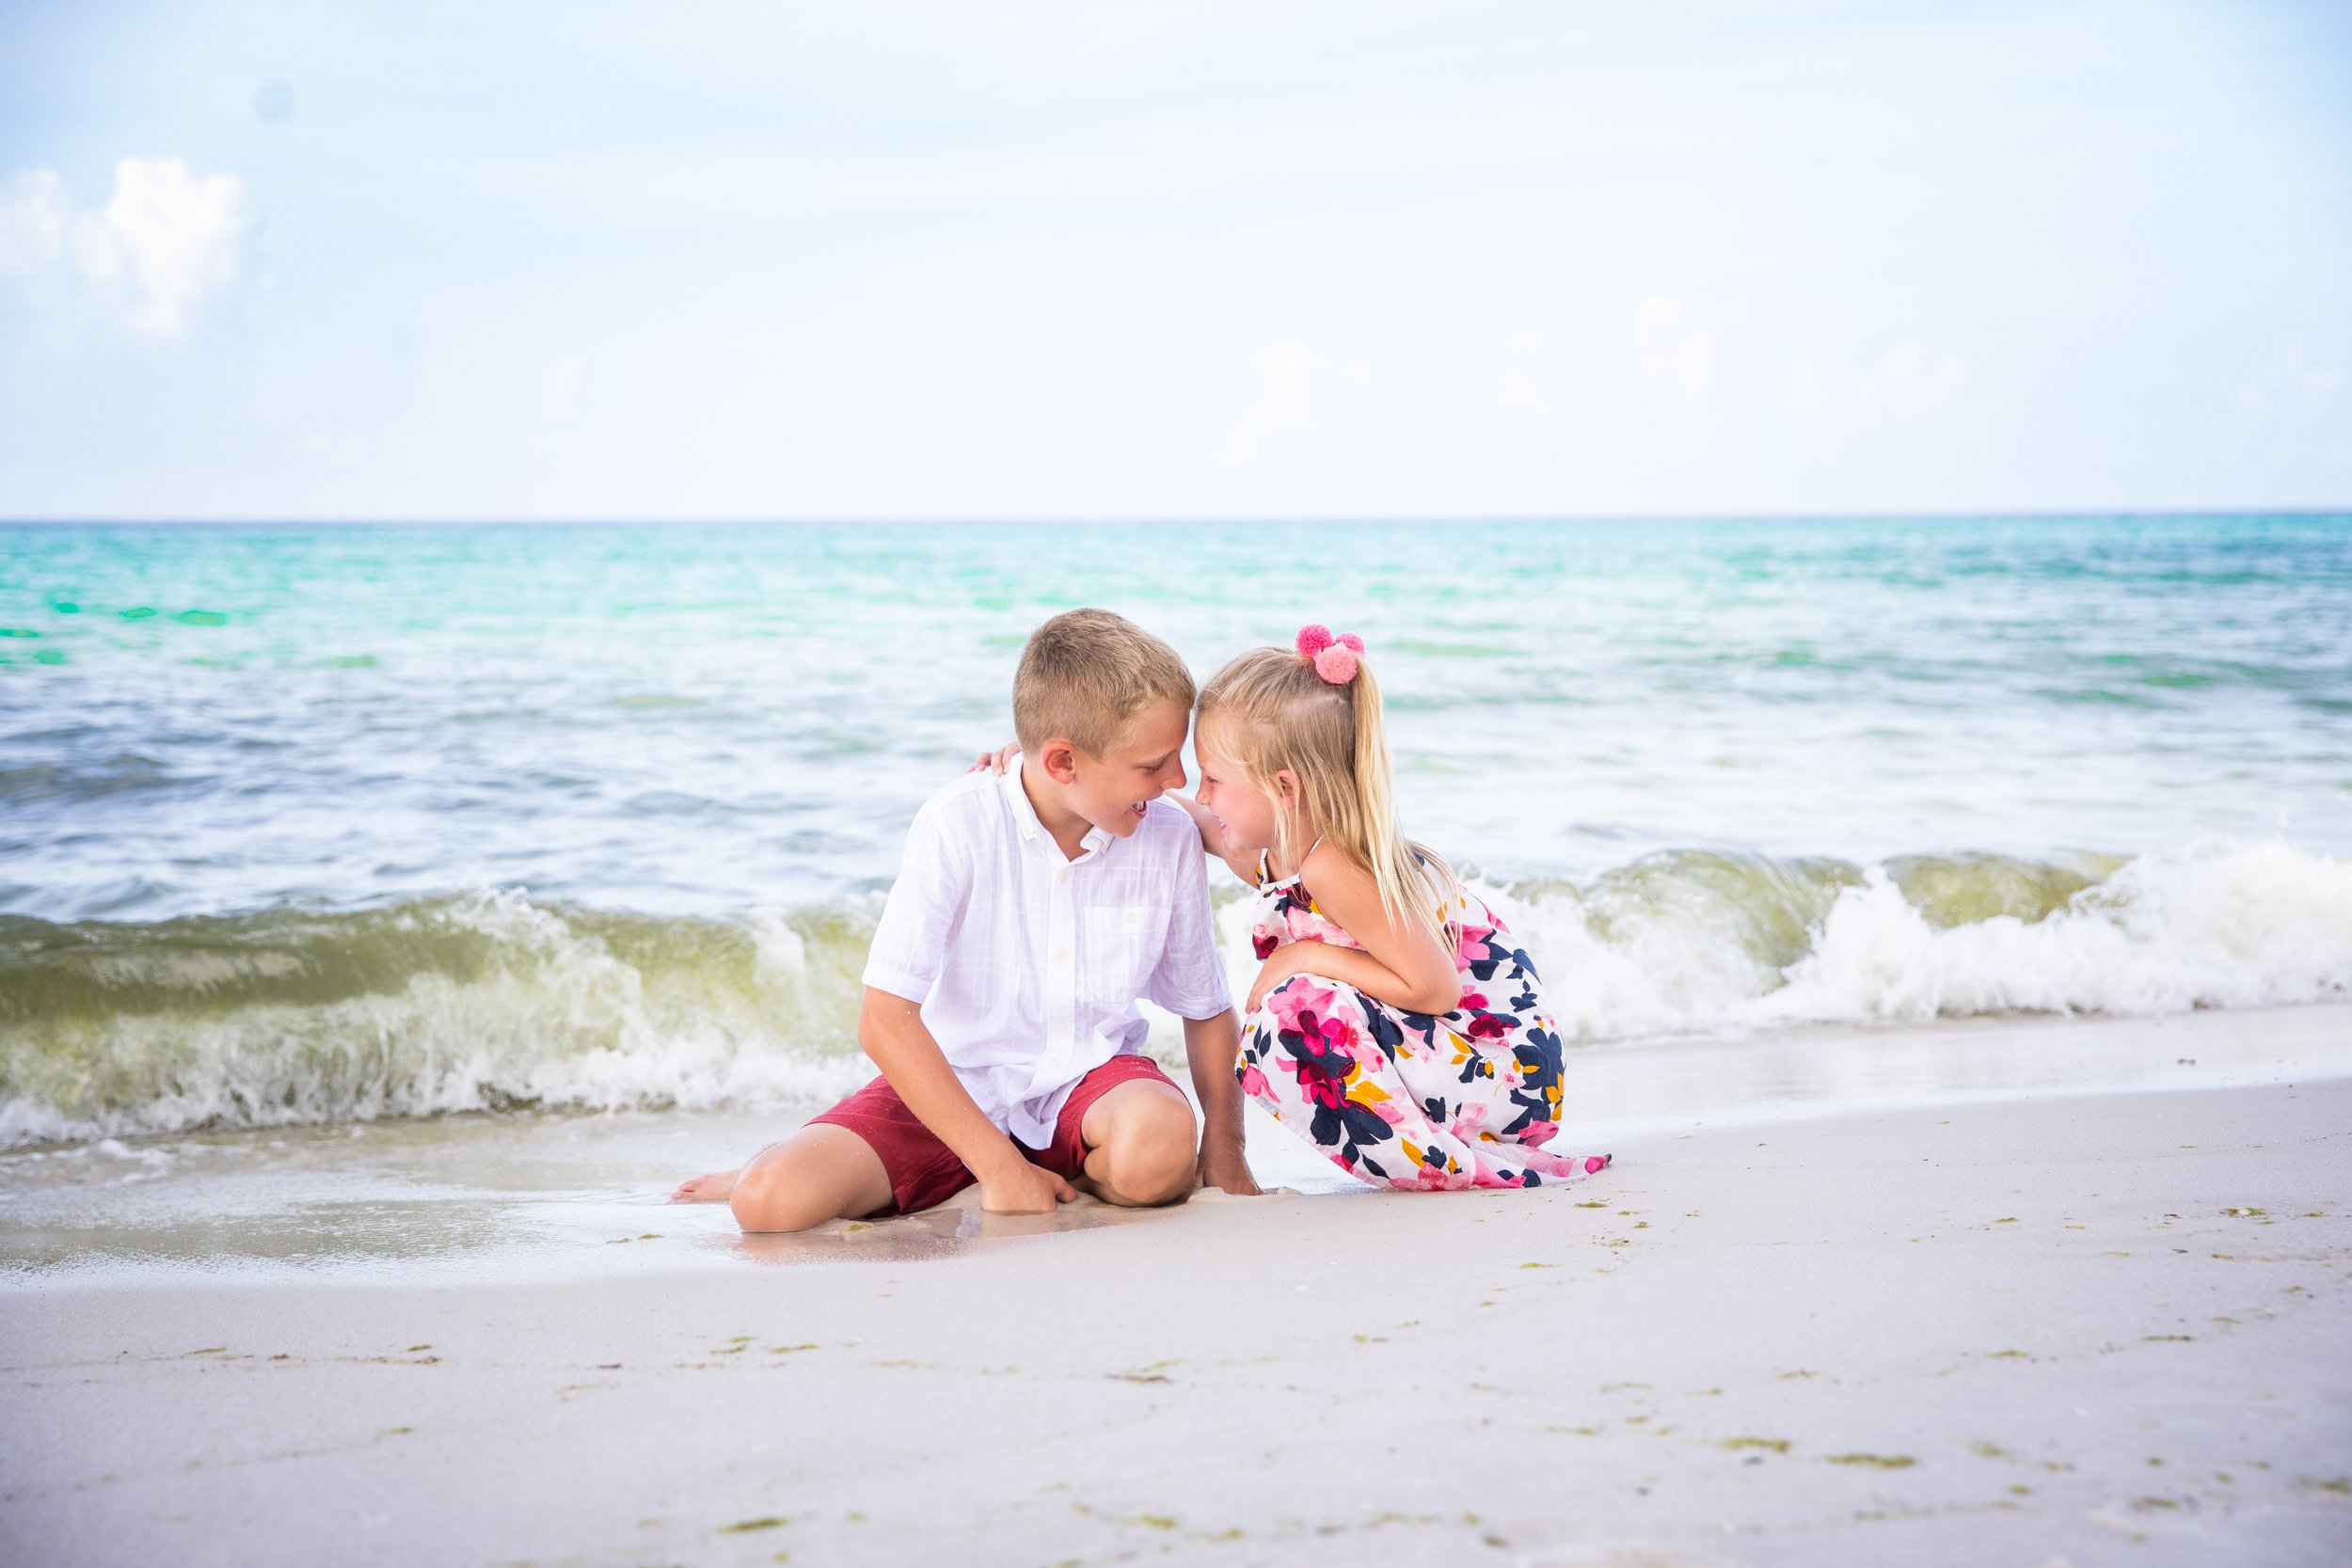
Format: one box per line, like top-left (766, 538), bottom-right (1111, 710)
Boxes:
top-left (3, 516), bottom-right (2350, 1148)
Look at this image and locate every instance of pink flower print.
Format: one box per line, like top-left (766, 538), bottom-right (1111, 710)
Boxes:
top-left (1272, 982), bottom-right (1360, 1064)
top-left (1457, 990), bottom-right (1489, 1012)
top-left (1238, 1065), bottom-right (1270, 1099)
top-left (1448, 1102), bottom-right (1490, 1141)
top-left (1368, 1096), bottom-right (1406, 1127)
top-left (1305, 1007), bottom-right (1359, 1058)
top-left (1519, 1118), bottom-right (1558, 1147)
top-left (1284, 905), bottom-right (1338, 944)
top-left (1286, 1053), bottom-right (1348, 1110)
top-left (1455, 924), bottom-right (1496, 967)
top-left (1267, 977), bottom-right (1336, 1037)
top-left (1251, 927), bottom-right (1279, 960)
top-left (1464, 1011), bottom-right (1512, 1041)
top-left (1470, 1156), bottom-right (1524, 1190)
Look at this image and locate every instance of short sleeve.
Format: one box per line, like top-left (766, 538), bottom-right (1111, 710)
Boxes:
top-left (1144, 835), bottom-right (1233, 1020)
top-left (860, 799), bottom-right (973, 1003)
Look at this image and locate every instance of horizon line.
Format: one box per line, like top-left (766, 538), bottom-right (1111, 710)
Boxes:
top-left (4, 507), bottom-right (2349, 529)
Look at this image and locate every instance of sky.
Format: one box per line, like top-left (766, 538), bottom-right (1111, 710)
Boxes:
top-left (1, 0), bottom-right (2347, 521)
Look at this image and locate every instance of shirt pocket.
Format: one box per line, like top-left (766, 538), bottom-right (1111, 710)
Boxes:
top-left (1085, 902), bottom-right (1168, 1005)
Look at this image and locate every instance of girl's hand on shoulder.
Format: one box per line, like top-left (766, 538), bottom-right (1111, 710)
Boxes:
top-left (965, 742), bottom-right (1021, 775)
top-left (1171, 792), bottom-right (1228, 856)
top-left (1173, 790), bottom-right (1262, 884)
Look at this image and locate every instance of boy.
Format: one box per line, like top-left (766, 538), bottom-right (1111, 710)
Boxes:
top-left (673, 609), bottom-right (1259, 1228)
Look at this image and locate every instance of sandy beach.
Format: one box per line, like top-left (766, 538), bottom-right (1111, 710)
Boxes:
top-left (5, 1005), bottom-right (2348, 1567)
top-left (9, 5), bottom-right (2352, 1560)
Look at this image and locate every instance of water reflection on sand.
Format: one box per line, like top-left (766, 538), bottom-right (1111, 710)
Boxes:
top-left (5, 1004), bottom-right (2346, 1289)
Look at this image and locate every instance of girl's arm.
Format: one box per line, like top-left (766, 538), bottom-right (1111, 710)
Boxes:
top-left (1168, 791), bottom-right (1260, 884)
top-left (1256, 845), bottom-right (1460, 1016)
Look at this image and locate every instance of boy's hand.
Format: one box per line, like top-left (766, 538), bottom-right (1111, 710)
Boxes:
top-left (1197, 1139), bottom-right (1262, 1197)
top-left (977, 1156), bottom-right (1076, 1215)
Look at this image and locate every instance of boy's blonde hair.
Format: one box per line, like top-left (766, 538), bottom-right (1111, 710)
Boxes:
top-left (1013, 609), bottom-right (1197, 755)
top-left (1197, 640), bottom-right (1458, 947)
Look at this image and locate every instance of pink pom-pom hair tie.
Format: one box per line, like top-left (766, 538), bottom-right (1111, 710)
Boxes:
top-left (1295, 625), bottom-right (1366, 684)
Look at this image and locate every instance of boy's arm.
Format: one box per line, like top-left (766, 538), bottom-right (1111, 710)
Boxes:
top-left (1181, 1007), bottom-right (1260, 1196)
top-left (859, 989), bottom-right (1075, 1214)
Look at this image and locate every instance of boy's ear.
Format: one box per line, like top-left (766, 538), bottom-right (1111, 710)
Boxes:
top-left (1038, 737), bottom-right (1082, 784)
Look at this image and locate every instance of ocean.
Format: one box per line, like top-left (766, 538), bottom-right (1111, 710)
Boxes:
top-left (3, 516), bottom-right (2350, 1166)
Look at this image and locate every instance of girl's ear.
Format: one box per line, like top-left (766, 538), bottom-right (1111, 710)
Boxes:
top-left (1272, 768), bottom-right (1301, 809)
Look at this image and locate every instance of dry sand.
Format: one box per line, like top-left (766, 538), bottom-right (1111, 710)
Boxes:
top-left (4, 1011), bottom-right (2350, 1567)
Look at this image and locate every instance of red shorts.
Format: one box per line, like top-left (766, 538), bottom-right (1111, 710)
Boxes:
top-left (808, 1053), bottom-right (1182, 1216)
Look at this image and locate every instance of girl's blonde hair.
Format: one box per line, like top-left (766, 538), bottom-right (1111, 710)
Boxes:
top-left (1197, 636), bottom-right (1458, 947)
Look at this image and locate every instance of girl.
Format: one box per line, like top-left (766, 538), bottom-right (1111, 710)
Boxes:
top-left (1184, 626), bottom-right (1610, 1191)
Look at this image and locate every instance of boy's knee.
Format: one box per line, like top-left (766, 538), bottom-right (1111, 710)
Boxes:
top-left (729, 1164), bottom-right (826, 1233)
top-left (1098, 1090), bottom-right (1197, 1205)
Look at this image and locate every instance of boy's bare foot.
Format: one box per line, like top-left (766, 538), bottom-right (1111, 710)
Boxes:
top-left (668, 1169), bottom-right (739, 1203)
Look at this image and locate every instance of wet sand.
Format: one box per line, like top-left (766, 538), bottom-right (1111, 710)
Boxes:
top-left (3, 1010), bottom-right (2349, 1566)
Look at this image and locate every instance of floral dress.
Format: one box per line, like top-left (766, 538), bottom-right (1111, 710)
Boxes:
top-left (1237, 855), bottom-right (1610, 1191)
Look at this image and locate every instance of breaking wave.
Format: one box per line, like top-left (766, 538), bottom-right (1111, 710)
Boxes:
top-left (1478, 838), bottom-right (2352, 1041)
top-left (0, 893), bottom-right (884, 1149)
top-left (5, 839), bottom-right (2347, 1148)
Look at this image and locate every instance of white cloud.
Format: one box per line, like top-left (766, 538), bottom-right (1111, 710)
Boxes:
top-left (1631, 296), bottom-right (1715, 407)
top-left (0, 158), bottom-right (249, 335)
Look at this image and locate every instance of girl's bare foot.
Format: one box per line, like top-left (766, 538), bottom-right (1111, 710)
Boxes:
top-left (669, 1169), bottom-right (739, 1203)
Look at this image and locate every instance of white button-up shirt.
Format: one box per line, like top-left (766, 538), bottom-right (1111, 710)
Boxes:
top-left (860, 767), bottom-right (1232, 1148)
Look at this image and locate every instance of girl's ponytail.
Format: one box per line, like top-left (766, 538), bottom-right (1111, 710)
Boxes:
top-left (1346, 653), bottom-right (1461, 947)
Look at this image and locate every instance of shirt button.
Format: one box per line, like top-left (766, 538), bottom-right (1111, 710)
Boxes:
top-left (1055, 949), bottom-right (1069, 961)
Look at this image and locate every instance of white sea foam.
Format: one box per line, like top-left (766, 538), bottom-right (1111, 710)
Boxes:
top-left (5, 841), bottom-right (2347, 1149)
top-left (1487, 838), bottom-right (2352, 1039)
top-left (0, 888), bottom-right (881, 1149)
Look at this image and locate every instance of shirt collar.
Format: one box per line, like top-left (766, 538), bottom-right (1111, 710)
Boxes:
top-left (999, 766), bottom-right (1113, 859)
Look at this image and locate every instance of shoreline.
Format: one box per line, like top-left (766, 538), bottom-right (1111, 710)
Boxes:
top-left (4, 1008), bottom-right (2348, 1563)
top-left (4, 1001), bottom-right (2350, 1295)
